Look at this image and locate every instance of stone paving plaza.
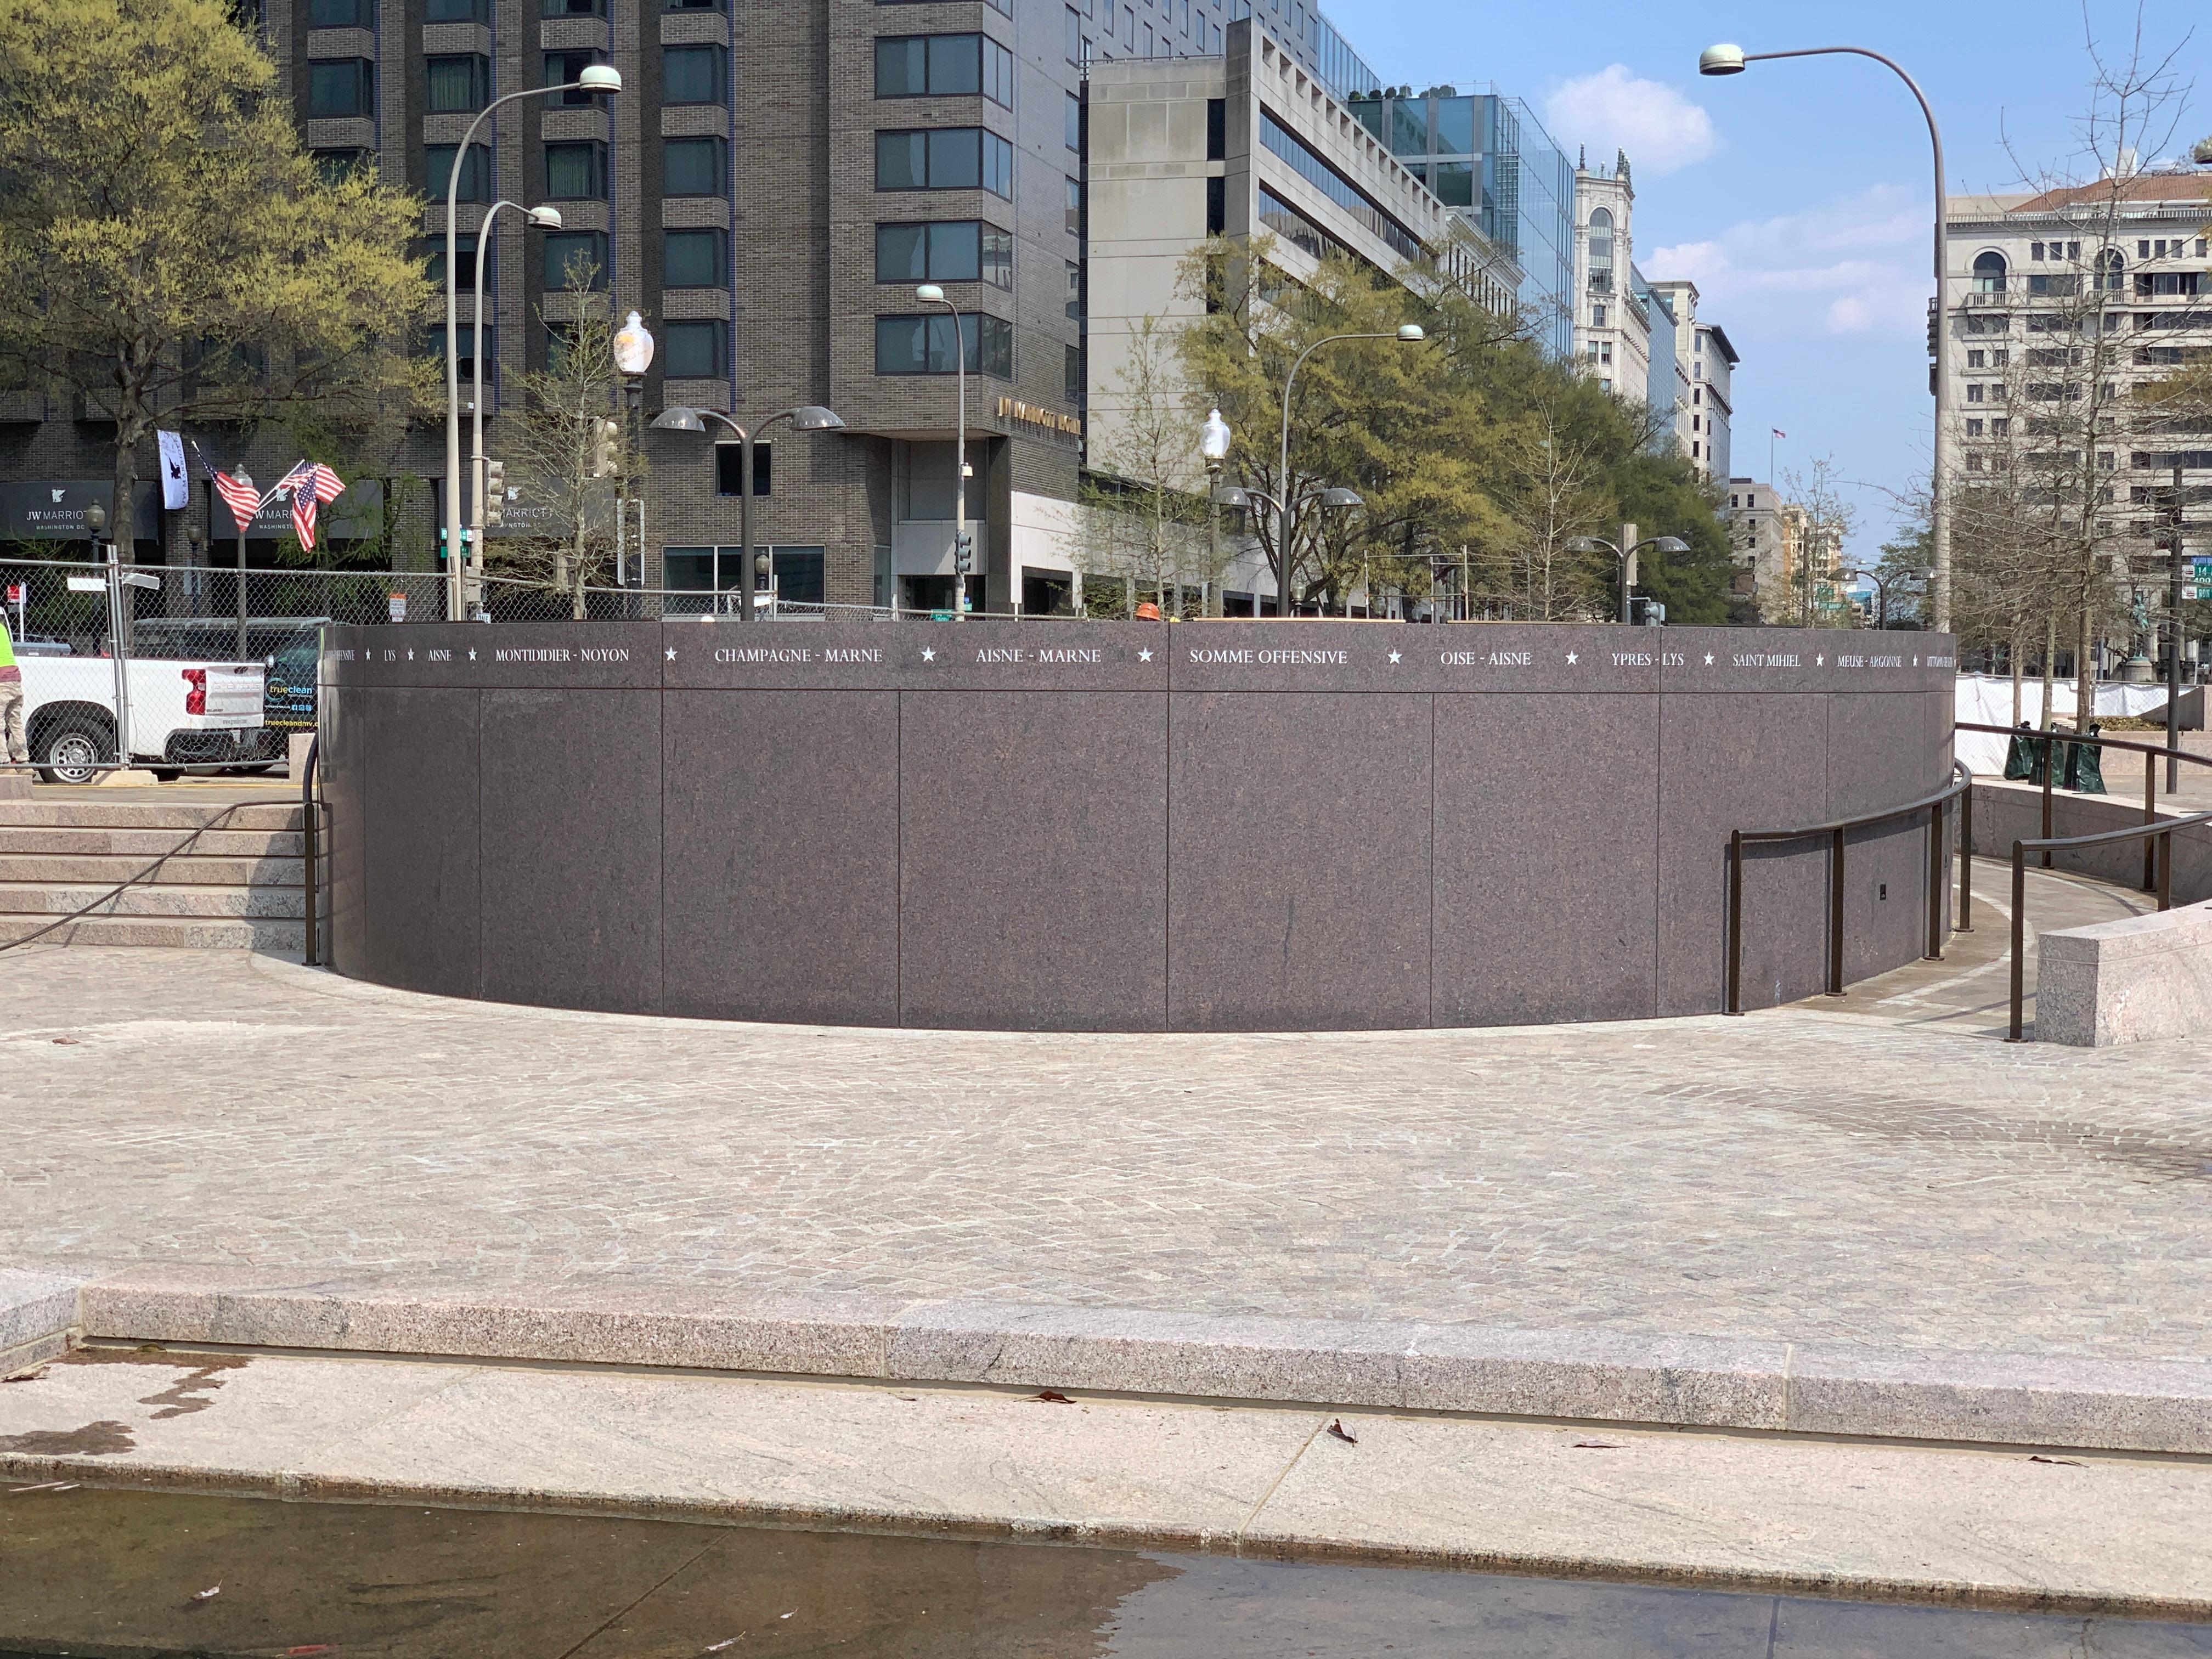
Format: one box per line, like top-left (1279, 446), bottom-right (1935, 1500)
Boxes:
top-left (5, 917), bottom-right (2208, 1369)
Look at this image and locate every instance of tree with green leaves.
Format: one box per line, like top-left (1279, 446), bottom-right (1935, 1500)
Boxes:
top-left (0, 0), bottom-right (428, 555)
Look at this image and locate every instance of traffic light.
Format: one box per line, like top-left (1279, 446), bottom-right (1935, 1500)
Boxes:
top-left (436, 524), bottom-right (447, 567)
top-left (953, 531), bottom-right (974, 575)
top-left (590, 418), bottom-right (620, 478)
top-left (482, 459), bottom-right (506, 528)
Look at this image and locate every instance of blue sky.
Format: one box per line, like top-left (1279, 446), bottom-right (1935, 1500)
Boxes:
top-left (1330, 0), bottom-right (2211, 559)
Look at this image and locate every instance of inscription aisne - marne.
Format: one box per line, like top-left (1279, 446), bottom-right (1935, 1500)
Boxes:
top-left (973, 647), bottom-right (1107, 664)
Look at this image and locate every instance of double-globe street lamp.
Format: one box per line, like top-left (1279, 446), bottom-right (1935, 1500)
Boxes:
top-left (443, 63), bottom-right (622, 622)
top-left (1697, 42), bottom-right (1951, 635)
top-left (1566, 533), bottom-right (1690, 624)
top-left (1844, 563), bottom-right (1936, 630)
top-left (650, 405), bottom-right (848, 617)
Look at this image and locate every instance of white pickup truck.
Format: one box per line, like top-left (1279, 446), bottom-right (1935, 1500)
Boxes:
top-left (20, 656), bottom-right (267, 783)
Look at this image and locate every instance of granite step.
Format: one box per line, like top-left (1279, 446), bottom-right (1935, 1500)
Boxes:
top-left (0, 853), bottom-right (304, 887)
top-left (0, 881), bottom-right (304, 919)
top-left (0, 913), bottom-right (305, 950)
top-left (0, 826), bottom-right (304, 857)
top-left (0, 800), bottom-right (302, 832)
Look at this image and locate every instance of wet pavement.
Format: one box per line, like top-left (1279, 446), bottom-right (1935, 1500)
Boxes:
top-left (2, 1485), bottom-right (2209, 1658)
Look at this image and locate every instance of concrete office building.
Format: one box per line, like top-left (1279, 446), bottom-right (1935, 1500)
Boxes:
top-left (1940, 172), bottom-right (2212, 549)
top-left (0, 0), bottom-right (1395, 616)
top-left (1639, 278), bottom-right (1735, 481)
top-left (1725, 475), bottom-right (1787, 618)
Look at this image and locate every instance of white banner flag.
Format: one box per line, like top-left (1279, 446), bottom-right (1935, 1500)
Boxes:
top-left (156, 430), bottom-right (189, 511)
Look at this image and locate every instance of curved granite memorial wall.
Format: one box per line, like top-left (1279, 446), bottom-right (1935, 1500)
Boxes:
top-left (319, 620), bottom-right (1957, 1031)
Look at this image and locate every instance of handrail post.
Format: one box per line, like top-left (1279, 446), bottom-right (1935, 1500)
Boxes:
top-left (2159, 828), bottom-right (2174, 913)
top-left (1957, 774), bottom-right (1974, 932)
top-left (1923, 801), bottom-right (1944, 959)
top-left (1827, 823), bottom-right (1847, 996)
top-left (2008, 842), bottom-right (2027, 1042)
top-left (2145, 749), bottom-right (2157, 891)
top-left (2040, 737), bottom-right (2054, 868)
top-left (1725, 829), bottom-right (1745, 1015)
top-left (301, 733), bottom-right (319, 969)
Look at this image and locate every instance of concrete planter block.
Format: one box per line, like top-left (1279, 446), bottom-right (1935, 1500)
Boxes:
top-left (2036, 897), bottom-right (2212, 1046)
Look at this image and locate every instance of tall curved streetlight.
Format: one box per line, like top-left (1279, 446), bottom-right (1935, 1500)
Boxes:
top-left (1698, 42), bottom-right (1951, 634)
top-left (913, 284), bottom-right (970, 615)
top-left (469, 201), bottom-right (563, 590)
top-left (651, 404), bottom-right (847, 617)
top-left (1567, 533), bottom-right (1690, 624)
top-left (444, 63), bottom-right (620, 621)
top-left (1274, 325), bottom-right (1424, 616)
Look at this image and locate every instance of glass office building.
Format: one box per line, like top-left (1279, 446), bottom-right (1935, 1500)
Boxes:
top-left (1348, 86), bottom-right (1575, 358)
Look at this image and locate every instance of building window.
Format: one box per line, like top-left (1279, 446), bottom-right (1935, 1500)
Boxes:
top-left (426, 144), bottom-right (489, 202)
top-left (1065, 343), bottom-right (1083, 402)
top-left (1065, 259), bottom-right (1080, 319)
top-left (543, 141), bottom-right (606, 199)
top-left (1966, 384), bottom-right (1983, 403)
top-left (1065, 176), bottom-right (1081, 235)
top-left (426, 54), bottom-right (490, 114)
top-left (874, 311), bottom-right (1013, 377)
top-left (1587, 206), bottom-right (1613, 291)
top-left (664, 228), bottom-right (728, 287)
top-left (664, 44), bottom-right (728, 104)
top-left (307, 0), bottom-right (368, 26)
top-left (1966, 417), bottom-right (1984, 436)
top-left (544, 51), bottom-right (606, 106)
top-left (543, 230), bottom-right (609, 290)
top-left (1592, 303), bottom-right (1606, 327)
top-left (312, 147), bottom-right (373, 183)
top-left (875, 221), bottom-right (1011, 288)
top-left (664, 136), bottom-right (727, 197)
top-left (307, 59), bottom-right (373, 117)
top-left (665, 0), bottom-right (726, 10)
top-left (1066, 92), bottom-right (1081, 151)
top-left (875, 128), bottom-right (1013, 196)
top-left (1966, 348), bottom-right (1985, 369)
top-left (1972, 251), bottom-right (2006, 294)
top-left (1205, 173), bottom-right (1224, 235)
top-left (876, 35), bottom-right (1013, 105)
top-left (1599, 341), bottom-right (1611, 365)
top-left (1206, 96), bottom-right (1226, 161)
top-left (425, 237), bottom-right (478, 290)
top-left (714, 443), bottom-right (772, 495)
top-left (663, 319), bottom-right (727, 379)
top-left (542, 0), bottom-right (602, 14)
top-left (1065, 4), bottom-right (1082, 61)
top-left (424, 0), bottom-right (489, 18)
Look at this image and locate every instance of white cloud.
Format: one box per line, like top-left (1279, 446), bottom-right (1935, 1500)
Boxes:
top-left (1544, 65), bottom-right (1717, 177)
top-left (1644, 185), bottom-right (1933, 340)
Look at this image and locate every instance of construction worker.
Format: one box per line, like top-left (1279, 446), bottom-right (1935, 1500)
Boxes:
top-left (0, 611), bottom-right (24, 770)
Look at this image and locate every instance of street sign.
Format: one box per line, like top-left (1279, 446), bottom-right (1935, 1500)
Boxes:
top-left (4, 584), bottom-right (20, 603)
top-left (388, 592), bottom-right (406, 622)
top-left (66, 575), bottom-right (104, 592)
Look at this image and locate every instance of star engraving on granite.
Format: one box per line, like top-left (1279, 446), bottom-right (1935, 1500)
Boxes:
top-left (467, 649), bottom-right (477, 661)
top-left (1817, 654), bottom-right (1825, 666)
top-left (1137, 647), bottom-right (1153, 662)
top-left (1912, 656), bottom-right (1920, 666)
top-left (1703, 653), bottom-right (1716, 665)
top-left (1387, 650), bottom-right (1402, 664)
top-left (1565, 651), bottom-right (1578, 664)
top-left (920, 647), bottom-right (936, 662)
top-left (405, 648), bottom-right (414, 661)
top-left (665, 646), bottom-right (676, 661)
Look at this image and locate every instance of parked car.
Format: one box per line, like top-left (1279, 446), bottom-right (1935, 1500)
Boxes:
top-left (20, 655), bottom-right (266, 784)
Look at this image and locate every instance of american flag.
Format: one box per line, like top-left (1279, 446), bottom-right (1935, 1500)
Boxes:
top-left (199, 445), bottom-right (266, 535)
top-left (272, 461), bottom-right (348, 551)
top-left (1771, 428), bottom-right (1787, 439)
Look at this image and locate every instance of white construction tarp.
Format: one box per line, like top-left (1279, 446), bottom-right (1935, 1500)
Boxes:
top-left (1954, 674), bottom-right (2179, 776)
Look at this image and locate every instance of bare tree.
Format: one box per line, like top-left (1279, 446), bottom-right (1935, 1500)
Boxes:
top-left (1778, 458), bottom-right (1859, 627)
top-left (1080, 314), bottom-right (1212, 615)
top-left (1491, 410), bottom-right (1608, 619)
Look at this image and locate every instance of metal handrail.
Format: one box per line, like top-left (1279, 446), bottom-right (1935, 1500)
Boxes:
top-left (1958, 721), bottom-right (2212, 888)
top-left (301, 732), bottom-right (321, 968)
top-left (2007, 811), bottom-right (2212, 1040)
top-left (1725, 760), bottom-right (1973, 1015)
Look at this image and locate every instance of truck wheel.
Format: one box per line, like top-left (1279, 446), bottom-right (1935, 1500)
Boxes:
top-left (35, 719), bottom-right (112, 786)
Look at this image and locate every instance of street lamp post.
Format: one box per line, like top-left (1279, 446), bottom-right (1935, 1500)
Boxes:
top-left (1566, 534), bottom-right (1690, 623)
top-left (1200, 408), bottom-right (1232, 618)
top-left (915, 284), bottom-right (970, 616)
top-left (612, 311), bottom-right (654, 607)
top-left (1843, 565), bottom-right (1936, 630)
top-left (651, 405), bottom-right (847, 618)
top-left (1699, 42), bottom-right (1951, 635)
top-left (444, 64), bottom-right (620, 622)
top-left (1274, 325), bottom-right (1425, 616)
top-left (469, 201), bottom-right (564, 613)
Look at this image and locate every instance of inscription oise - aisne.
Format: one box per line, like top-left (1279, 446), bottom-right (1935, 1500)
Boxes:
top-left (709, 646), bottom-right (884, 663)
top-left (1188, 647), bottom-right (1348, 665)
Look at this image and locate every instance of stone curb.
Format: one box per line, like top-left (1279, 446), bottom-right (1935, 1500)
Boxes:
top-left (14, 1266), bottom-right (2212, 1455)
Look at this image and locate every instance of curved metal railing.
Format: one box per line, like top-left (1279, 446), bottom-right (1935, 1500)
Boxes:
top-left (1725, 760), bottom-right (1974, 1015)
